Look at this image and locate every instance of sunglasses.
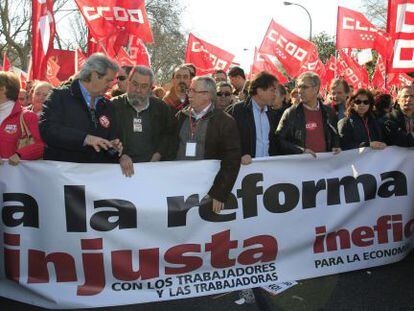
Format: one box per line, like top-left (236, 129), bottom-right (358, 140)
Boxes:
top-left (117, 76), bottom-right (127, 81)
top-left (217, 92), bottom-right (232, 97)
top-left (354, 99), bottom-right (370, 105)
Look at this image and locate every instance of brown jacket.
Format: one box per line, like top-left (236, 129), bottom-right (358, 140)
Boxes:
top-left (173, 106), bottom-right (241, 202)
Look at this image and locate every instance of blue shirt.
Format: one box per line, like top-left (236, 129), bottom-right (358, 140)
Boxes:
top-left (79, 81), bottom-right (102, 109)
top-left (252, 99), bottom-right (270, 157)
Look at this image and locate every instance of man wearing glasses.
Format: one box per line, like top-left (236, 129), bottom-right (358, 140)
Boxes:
top-left (384, 85), bottom-right (414, 147)
top-left (215, 81), bottom-right (234, 110)
top-left (40, 53), bottom-right (123, 163)
top-left (111, 65), bottom-right (133, 97)
top-left (276, 72), bottom-right (341, 157)
top-left (112, 66), bottom-right (173, 177)
top-left (173, 76), bottom-right (241, 213)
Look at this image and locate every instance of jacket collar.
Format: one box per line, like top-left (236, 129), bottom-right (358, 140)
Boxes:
top-left (9, 101), bottom-right (22, 117)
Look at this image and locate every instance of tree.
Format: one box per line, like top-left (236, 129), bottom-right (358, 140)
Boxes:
top-left (145, 0), bottom-right (187, 84)
top-left (0, 0), bottom-right (32, 69)
top-left (0, 0), bottom-right (187, 84)
top-left (311, 32), bottom-right (335, 63)
top-left (361, 0), bottom-right (387, 29)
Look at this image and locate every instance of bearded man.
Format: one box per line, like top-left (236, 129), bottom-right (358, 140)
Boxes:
top-left (112, 66), bottom-right (173, 177)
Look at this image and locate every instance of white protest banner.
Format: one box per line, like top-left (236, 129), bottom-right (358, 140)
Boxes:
top-left (0, 147), bottom-right (413, 309)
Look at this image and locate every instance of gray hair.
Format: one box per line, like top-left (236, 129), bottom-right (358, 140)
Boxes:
top-left (216, 81), bottom-right (232, 90)
top-left (79, 53), bottom-right (119, 82)
top-left (397, 85), bottom-right (414, 98)
top-left (193, 75), bottom-right (217, 103)
top-left (33, 81), bottom-right (52, 92)
top-left (298, 71), bottom-right (321, 90)
top-left (130, 66), bottom-right (155, 86)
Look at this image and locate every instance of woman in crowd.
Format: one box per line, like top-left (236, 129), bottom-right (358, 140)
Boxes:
top-left (338, 89), bottom-right (386, 151)
top-left (0, 71), bottom-right (44, 165)
top-left (30, 81), bottom-right (52, 115)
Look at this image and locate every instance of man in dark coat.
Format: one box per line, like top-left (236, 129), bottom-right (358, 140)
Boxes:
top-left (383, 85), bottom-right (414, 147)
top-left (227, 71), bottom-right (280, 164)
top-left (40, 53), bottom-right (122, 163)
top-left (112, 66), bottom-right (173, 176)
top-left (173, 76), bottom-right (241, 213)
top-left (276, 72), bottom-right (341, 156)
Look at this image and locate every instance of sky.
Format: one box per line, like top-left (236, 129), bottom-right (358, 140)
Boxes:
top-left (179, 0), bottom-right (366, 70)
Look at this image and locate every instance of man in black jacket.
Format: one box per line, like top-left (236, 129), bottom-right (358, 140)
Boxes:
top-left (383, 85), bottom-right (414, 147)
top-left (112, 66), bottom-right (173, 176)
top-left (276, 72), bottom-right (341, 156)
top-left (40, 53), bottom-right (122, 163)
top-left (228, 71), bottom-right (280, 164)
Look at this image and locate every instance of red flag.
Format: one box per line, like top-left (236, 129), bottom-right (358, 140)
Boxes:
top-left (397, 72), bottom-right (414, 85)
top-left (387, 0), bottom-right (414, 72)
top-left (324, 56), bottom-right (337, 87)
top-left (251, 48), bottom-right (288, 83)
top-left (75, 0), bottom-right (153, 43)
top-left (2, 50), bottom-right (11, 71)
top-left (185, 33), bottom-right (235, 76)
top-left (75, 49), bottom-right (87, 73)
top-left (372, 55), bottom-right (388, 90)
top-left (49, 49), bottom-right (75, 81)
top-left (259, 19), bottom-right (316, 78)
top-left (337, 50), bottom-right (369, 89)
top-left (32, 0), bottom-right (56, 80)
top-left (129, 36), bottom-right (150, 67)
top-left (46, 57), bottom-right (61, 87)
top-left (116, 47), bottom-right (134, 66)
top-left (389, 72), bottom-right (414, 87)
top-left (298, 49), bottom-right (326, 82)
top-left (336, 7), bottom-right (392, 58)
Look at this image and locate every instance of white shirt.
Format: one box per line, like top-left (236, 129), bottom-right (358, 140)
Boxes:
top-left (0, 100), bottom-right (15, 126)
top-left (192, 103), bottom-right (212, 120)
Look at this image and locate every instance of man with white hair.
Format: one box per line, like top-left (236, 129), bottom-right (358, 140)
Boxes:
top-left (173, 76), bottom-right (241, 213)
top-left (40, 53), bottom-right (123, 163)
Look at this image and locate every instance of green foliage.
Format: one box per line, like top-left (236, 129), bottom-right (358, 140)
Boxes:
top-left (311, 32), bottom-right (335, 63)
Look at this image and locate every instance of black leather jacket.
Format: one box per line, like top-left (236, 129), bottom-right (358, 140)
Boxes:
top-left (275, 102), bottom-right (340, 155)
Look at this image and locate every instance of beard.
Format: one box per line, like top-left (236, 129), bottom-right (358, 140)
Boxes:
top-left (127, 93), bottom-right (148, 106)
top-left (176, 82), bottom-right (188, 94)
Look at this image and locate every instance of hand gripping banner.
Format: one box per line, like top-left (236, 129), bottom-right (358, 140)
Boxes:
top-left (0, 147), bottom-right (413, 308)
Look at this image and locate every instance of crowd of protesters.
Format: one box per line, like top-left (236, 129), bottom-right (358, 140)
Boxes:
top-left (0, 52), bottom-right (413, 309)
top-left (0, 52), bottom-right (413, 209)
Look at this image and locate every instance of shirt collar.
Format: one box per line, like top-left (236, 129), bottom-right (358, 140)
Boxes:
top-left (303, 101), bottom-right (320, 111)
top-left (192, 103), bottom-right (212, 120)
top-left (79, 81), bottom-right (102, 108)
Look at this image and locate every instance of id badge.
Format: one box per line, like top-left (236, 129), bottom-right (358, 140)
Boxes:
top-left (185, 142), bottom-right (197, 157)
top-left (133, 118), bottom-right (143, 132)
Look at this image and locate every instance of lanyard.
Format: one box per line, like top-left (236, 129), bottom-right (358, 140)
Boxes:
top-left (362, 118), bottom-right (371, 142)
top-left (189, 115), bottom-right (202, 140)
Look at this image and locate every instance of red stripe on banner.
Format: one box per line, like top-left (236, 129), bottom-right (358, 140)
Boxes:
top-left (4, 233), bottom-right (20, 246)
top-left (81, 238), bottom-right (103, 250)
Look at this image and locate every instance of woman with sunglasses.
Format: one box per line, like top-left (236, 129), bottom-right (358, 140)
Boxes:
top-left (338, 89), bottom-right (387, 151)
